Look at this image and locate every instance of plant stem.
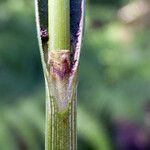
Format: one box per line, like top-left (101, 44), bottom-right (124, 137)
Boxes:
top-left (46, 0), bottom-right (76, 149)
top-left (35, 0), bottom-right (85, 149)
top-left (48, 0), bottom-right (70, 51)
top-left (45, 85), bottom-right (77, 150)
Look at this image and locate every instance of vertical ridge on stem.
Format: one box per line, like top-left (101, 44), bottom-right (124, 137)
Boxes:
top-left (46, 94), bottom-right (77, 149)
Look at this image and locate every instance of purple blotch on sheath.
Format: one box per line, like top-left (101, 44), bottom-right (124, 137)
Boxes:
top-left (40, 27), bottom-right (48, 42)
top-left (70, 0), bottom-right (82, 48)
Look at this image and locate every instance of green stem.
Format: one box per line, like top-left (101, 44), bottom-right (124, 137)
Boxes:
top-left (35, 0), bottom-right (84, 149)
top-left (48, 0), bottom-right (70, 51)
top-left (46, 0), bottom-right (76, 149)
top-left (45, 80), bottom-right (77, 150)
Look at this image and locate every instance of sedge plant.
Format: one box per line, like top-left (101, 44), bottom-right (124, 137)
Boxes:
top-left (35, 0), bottom-right (85, 149)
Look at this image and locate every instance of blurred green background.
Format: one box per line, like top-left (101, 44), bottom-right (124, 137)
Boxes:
top-left (0, 0), bottom-right (150, 149)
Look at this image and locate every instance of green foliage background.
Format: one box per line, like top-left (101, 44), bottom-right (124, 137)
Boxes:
top-left (0, 0), bottom-right (150, 149)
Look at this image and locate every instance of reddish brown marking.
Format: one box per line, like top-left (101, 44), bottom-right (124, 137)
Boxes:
top-left (48, 51), bottom-right (71, 80)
